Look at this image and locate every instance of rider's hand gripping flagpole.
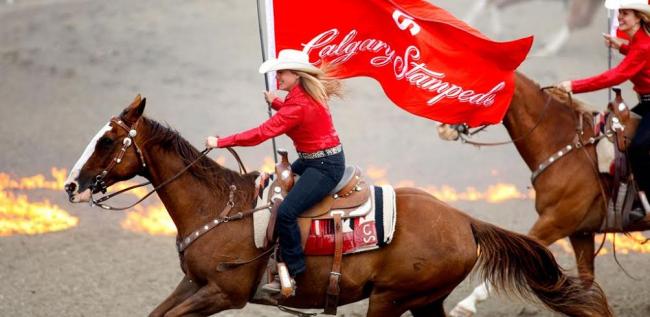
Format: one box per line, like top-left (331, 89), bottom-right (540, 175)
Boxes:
top-left (257, 0), bottom-right (278, 163)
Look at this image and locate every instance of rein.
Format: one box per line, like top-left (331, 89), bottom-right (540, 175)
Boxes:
top-left (457, 87), bottom-right (632, 259)
top-left (175, 185), bottom-right (272, 253)
top-left (454, 87), bottom-right (604, 183)
top-left (89, 116), bottom-right (248, 211)
top-left (90, 148), bottom-right (213, 211)
top-left (85, 115), bottom-right (276, 267)
top-left (458, 86), bottom-right (556, 147)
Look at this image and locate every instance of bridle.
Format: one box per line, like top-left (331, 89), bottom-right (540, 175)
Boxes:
top-left (457, 86), bottom-right (556, 147)
top-left (88, 116), bottom-right (247, 211)
top-left (84, 115), bottom-right (274, 265)
top-left (452, 87), bottom-right (606, 182)
top-left (90, 116), bottom-right (147, 196)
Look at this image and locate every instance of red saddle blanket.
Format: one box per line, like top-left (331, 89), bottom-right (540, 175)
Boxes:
top-left (303, 185), bottom-right (397, 256)
top-left (252, 174), bottom-right (397, 255)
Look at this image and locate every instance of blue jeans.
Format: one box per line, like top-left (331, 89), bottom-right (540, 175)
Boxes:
top-left (631, 102), bottom-right (650, 192)
top-left (277, 151), bottom-right (345, 276)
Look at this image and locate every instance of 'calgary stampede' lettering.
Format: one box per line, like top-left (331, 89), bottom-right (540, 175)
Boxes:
top-left (302, 28), bottom-right (505, 106)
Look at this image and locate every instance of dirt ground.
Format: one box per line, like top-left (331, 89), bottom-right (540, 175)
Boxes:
top-left (1, 0), bottom-right (649, 316)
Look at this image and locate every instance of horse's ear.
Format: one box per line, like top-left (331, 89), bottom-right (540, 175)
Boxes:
top-left (122, 94), bottom-right (146, 123)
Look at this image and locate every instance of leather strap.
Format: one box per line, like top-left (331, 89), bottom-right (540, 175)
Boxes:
top-left (324, 214), bottom-right (343, 315)
top-left (334, 168), bottom-right (361, 198)
top-left (265, 197), bottom-right (282, 248)
top-left (218, 185), bottom-right (237, 218)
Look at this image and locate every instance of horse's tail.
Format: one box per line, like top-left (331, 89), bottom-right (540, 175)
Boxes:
top-left (470, 220), bottom-right (612, 317)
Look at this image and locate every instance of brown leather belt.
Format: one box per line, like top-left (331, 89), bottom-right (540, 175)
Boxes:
top-left (297, 144), bottom-right (342, 160)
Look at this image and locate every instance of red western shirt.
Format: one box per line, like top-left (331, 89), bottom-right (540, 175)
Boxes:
top-left (572, 29), bottom-right (650, 95)
top-left (217, 85), bottom-right (341, 153)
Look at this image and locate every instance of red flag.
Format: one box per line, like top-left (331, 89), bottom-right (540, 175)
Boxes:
top-left (265, 0), bottom-right (533, 127)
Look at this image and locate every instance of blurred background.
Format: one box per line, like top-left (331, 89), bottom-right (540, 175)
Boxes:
top-left (0, 0), bottom-right (648, 316)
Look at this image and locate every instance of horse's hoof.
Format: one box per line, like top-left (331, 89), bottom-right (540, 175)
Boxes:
top-left (530, 48), bottom-right (558, 58)
top-left (517, 306), bottom-right (540, 316)
top-left (449, 305), bottom-right (475, 317)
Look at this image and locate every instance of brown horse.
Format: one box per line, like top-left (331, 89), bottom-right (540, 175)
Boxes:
top-left (450, 72), bottom-right (650, 316)
top-left (63, 96), bottom-right (612, 317)
top-left (464, 0), bottom-right (601, 56)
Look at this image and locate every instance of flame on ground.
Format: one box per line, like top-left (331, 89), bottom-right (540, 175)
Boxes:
top-left (369, 165), bottom-right (535, 203)
top-left (3, 164), bottom-right (649, 258)
top-left (551, 233), bottom-right (650, 256)
top-left (122, 203), bottom-right (176, 236)
top-left (0, 169), bottom-right (77, 236)
top-left (0, 167), bottom-right (67, 190)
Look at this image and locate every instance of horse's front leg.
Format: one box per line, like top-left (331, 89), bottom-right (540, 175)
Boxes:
top-left (149, 275), bottom-right (200, 317)
top-left (567, 0), bottom-right (599, 30)
top-left (463, 0), bottom-right (488, 25)
top-left (163, 283), bottom-right (236, 317)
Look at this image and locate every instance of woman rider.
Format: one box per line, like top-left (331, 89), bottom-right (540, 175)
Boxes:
top-left (205, 49), bottom-right (345, 292)
top-left (557, 0), bottom-right (650, 220)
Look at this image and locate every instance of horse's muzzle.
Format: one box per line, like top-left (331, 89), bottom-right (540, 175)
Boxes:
top-left (65, 181), bottom-right (91, 203)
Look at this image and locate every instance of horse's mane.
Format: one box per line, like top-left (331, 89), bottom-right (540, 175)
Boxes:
top-left (544, 87), bottom-right (592, 113)
top-left (139, 117), bottom-right (258, 196)
top-left (515, 72), bottom-right (593, 114)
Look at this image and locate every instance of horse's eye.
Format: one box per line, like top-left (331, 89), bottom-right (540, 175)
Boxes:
top-left (98, 137), bottom-right (114, 148)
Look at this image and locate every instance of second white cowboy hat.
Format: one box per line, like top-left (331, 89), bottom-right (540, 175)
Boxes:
top-left (605, 0), bottom-right (650, 17)
top-left (259, 49), bottom-right (324, 76)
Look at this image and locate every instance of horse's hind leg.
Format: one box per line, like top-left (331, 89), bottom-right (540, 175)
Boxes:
top-left (149, 275), bottom-right (200, 317)
top-left (569, 232), bottom-right (596, 287)
top-left (365, 290), bottom-right (409, 317)
top-left (368, 287), bottom-right (453, 317)
top-left (410, 296), bottom-right (448, 317)
top-left (449, 282), bottom-right (492, 317)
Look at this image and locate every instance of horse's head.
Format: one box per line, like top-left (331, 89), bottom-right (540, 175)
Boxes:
top-left (64, 95), bottom-right (148, 203)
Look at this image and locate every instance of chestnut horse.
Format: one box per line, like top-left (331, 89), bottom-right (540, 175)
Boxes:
top-left (450, 72), bottom-right (650, 316)
top-left (64, 96), bottom-right (612, 317)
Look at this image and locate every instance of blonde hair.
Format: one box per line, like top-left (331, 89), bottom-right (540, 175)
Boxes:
top-left (632, 10), bottom-right (650, 31)
top-left (294, 69), bottom-right (343, 105)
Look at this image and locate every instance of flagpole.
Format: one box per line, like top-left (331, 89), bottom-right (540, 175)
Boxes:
top-left (256, 0), bottom-right (278, 163)
top-left (607, 8), bottom-right (613, 102)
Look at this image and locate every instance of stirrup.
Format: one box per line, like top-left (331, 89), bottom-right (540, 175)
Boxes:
top-left (261, 275), bottom-right (296, 295)
top-left (639, 191), bottom-right (650, 212)
top-left (261, 276), bottom-right (282, 293)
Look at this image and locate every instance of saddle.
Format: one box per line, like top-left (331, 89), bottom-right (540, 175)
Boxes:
top-left (596, 88), bottom-right (646, 231)
top-left (606, 87), bottom-right (640, 152)
top-left (265, 150), bottom-right (371, 243)
top-left (263, 149), bottom-right (371, 315)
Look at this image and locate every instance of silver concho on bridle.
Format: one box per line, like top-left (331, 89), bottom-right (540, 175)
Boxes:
top-left (90, 119), bottom-right (145, 196)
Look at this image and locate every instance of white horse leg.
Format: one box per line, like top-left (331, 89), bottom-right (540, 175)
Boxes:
top-left (449, 282), bottom-right (492, 317)
top-left (463, 0), bottom-right (489, 26)
top-left (488, 4), bottom-right (503, 36)
top-left (533, 25), bottom-right (570, 57)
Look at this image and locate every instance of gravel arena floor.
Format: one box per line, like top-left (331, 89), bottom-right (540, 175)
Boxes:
top-left (1, 0), bottom-right (649, 316)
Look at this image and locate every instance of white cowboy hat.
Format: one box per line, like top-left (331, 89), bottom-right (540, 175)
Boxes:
top-left (606, 0), bottom-right (650, 18)
top-left (258, 49), bottom-right (323, 76)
